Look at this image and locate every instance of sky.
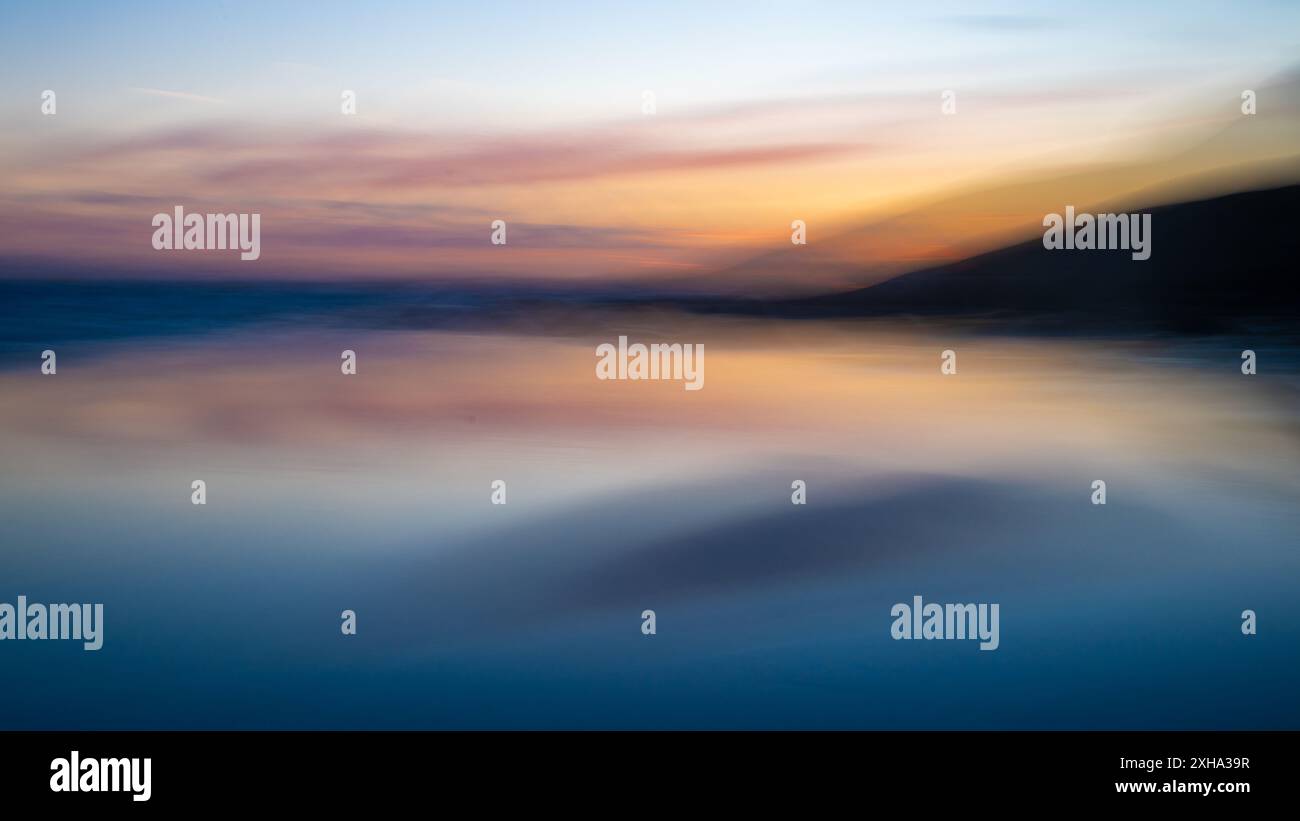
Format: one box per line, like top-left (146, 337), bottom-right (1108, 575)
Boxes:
top-left (2, 0), bottom-right (1298, 290)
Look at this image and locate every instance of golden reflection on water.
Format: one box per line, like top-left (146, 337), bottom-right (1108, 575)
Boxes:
top-left (1, 321), bottom-right (1296, 501)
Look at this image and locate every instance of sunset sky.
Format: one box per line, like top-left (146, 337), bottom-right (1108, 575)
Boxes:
top-left (2, 0), bottom-right (1298, 291)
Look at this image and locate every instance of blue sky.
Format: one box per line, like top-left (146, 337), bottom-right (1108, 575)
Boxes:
top-left (4, 0), bottom-right (1297, 129)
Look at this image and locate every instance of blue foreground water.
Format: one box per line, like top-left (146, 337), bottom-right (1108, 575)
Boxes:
top-left (1, 289), bottom-right (1297, 728)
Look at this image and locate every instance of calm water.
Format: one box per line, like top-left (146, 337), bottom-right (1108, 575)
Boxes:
top-left (2, 307), bottom-right (1298, 728)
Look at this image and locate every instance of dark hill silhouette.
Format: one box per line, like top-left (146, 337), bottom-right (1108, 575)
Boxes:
top-left (766, 185), bottom-right (1300, 332)
top-left (3, 187), bottom-right (1297, 345)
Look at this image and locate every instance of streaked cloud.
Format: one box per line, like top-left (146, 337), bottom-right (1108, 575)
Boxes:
top-left (128, 87), bottom-right (228, 105)
top-left (941, 14), bottom-right (1060, 32)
